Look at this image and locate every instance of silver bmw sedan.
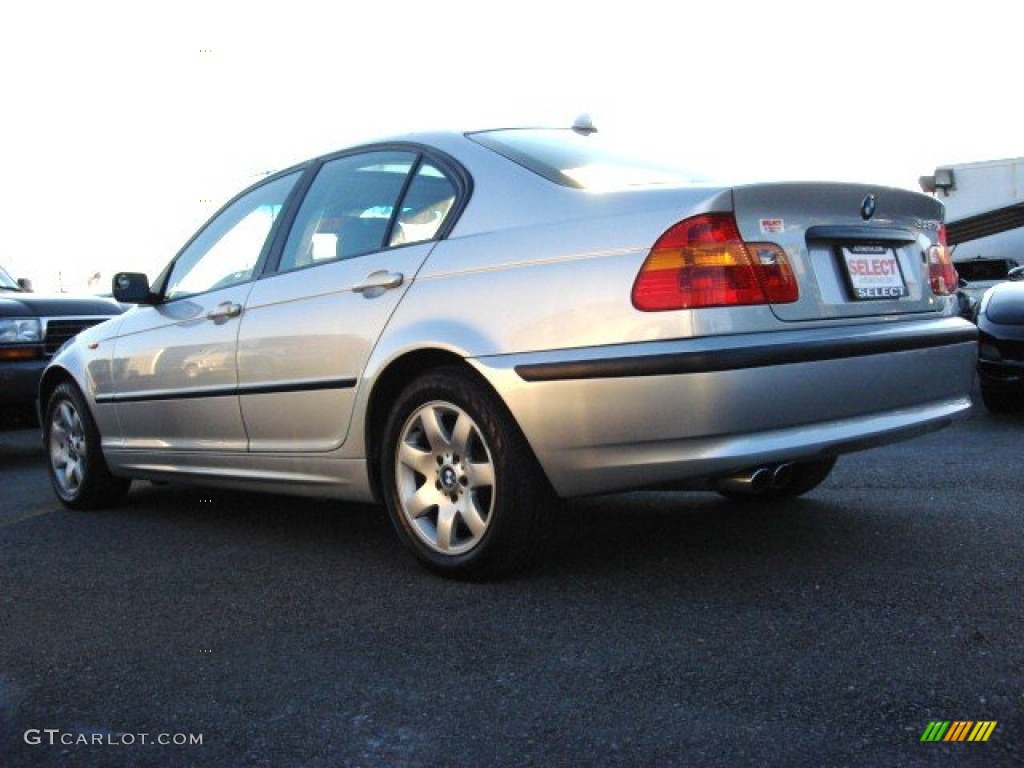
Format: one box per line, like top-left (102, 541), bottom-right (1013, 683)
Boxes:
top-left (40, 124), bottom-right (977, 578)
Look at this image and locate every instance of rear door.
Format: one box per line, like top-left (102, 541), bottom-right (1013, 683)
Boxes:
top-left (237, 150), bottom-right (462, 452)
top-left (732, 183), bottom-right (947, 322)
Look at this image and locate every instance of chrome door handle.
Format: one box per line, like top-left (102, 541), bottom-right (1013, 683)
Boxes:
top-left (207, 302), bottom-right (242, 322)
top-left (352, 270), bottom-right (404, 294)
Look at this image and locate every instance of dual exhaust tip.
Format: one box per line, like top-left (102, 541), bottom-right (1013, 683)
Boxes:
top-left (715, 463), bottom-right (794, 495)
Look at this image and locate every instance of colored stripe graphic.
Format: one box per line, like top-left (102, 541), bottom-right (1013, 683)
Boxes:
top-left (944, 721), bottom-right (973, 741)
top-left (921, 720), bottom-right (997, 742)
top-left (968, 722), bottom-right (998, 742)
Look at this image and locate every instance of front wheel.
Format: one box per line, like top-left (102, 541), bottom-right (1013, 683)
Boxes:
top-left (380, 367), bottom-right (549, 579)
top-left (45, 381), bottom-right (130, 509)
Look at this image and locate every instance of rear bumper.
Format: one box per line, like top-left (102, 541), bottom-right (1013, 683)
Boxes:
top-left (473, 317), bottom-right (977, 497)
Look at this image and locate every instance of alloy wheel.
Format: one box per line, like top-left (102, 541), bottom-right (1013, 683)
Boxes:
top-left (49, 399), bottom-right (87, 498)
top-left (394, 400), bottom-right (496, 555)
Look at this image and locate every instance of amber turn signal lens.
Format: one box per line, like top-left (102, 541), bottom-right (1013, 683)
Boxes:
top-left (0, 347), bottom-right (41, 361)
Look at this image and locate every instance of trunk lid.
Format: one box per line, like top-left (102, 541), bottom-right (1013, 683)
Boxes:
top-left (732, 182), bottom-right (946, 322)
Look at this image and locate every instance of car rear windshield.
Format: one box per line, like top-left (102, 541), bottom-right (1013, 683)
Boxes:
top-left (467, 128), bottom-right (708, 190)
top-left (955, 259), bottom-right (1014, 282)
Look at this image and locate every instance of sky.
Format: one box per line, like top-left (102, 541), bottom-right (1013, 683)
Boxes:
top-left (1, 0), bottom-right (1019, 292)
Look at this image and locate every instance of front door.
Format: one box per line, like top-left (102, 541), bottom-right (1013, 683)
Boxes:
top-left (108, 171), bottom-right (301, 451)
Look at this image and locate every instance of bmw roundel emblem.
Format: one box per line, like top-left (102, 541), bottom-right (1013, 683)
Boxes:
top-left (860, 194), bottom-right (877, 221)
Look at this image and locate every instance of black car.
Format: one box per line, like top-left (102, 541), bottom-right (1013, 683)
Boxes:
top-left (955, 256), bottom-right (1020, 305)
top-left (0, 265), bottom-right (123, 424)
top-left (975, 275), bottom-right (1024, 413)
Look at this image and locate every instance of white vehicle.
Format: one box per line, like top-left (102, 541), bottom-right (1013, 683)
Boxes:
top-left (920, 158), bottom-right (1024, 303)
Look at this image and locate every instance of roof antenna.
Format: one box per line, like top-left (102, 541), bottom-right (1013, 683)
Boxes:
top-left (572, 114), bottom-right (598, 135)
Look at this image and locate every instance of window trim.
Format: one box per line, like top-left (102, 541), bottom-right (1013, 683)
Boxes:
top-left (266, 149), bottom-right (422, 276)
top-left (150, 142), bottom-right (473, 301)
top-left (261, 142), bottom-right (472, 276)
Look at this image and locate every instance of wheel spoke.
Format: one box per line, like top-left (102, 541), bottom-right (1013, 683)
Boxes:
top-left (450, 412), bottom-right (473, 456)
top-left (419, 407), bottom-right (448, 451)
top-left (405, 483), bottom-right (439, 519)
top-left (466, 460), bottom-right (494, 490)
top-left (435, 502), bottom-right (458, 552)
top-left (68, 409), bottom-right (83, 438)
top-left (56, 402), bottom-right (73, 432)
top-left (50, 437), bottom-right (66, 461)
top-left (398, 441), bottom-right (436, 479)
top-left (50, 421), bottom-right (69, 444)
top-left (459, 499), bottom-right (488, 538)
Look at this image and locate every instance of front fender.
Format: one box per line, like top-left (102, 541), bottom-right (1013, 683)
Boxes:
top-left (39, 317), bottom-right (124, 440)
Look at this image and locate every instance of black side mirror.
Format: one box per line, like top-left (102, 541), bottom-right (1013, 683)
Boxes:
top-left (113, 272), bottom-right (155, 304)
top-left (16, 277), bottom-right (33, 292)
top-left (1008, 265), bottom-right (1024, 282)
top-left (958, 277), bottom-right (968, 289)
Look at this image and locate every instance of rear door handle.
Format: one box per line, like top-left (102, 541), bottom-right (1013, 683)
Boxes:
top-left (207, 302), bottom-right (242, 322)
top-left (352, 270), bottom-right (404, 294)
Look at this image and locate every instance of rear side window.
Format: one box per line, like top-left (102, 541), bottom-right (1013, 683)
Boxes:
top-left (390, 162), bottom-right (457, 246)
top-left (468, 128), bottom-right (707, 190)
top-left (278, 151), bottom-right (416, 273)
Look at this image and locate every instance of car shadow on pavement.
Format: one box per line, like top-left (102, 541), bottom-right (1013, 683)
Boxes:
top-left (105, 482), bottom-right (412, 572)
top-left (537, 491), bottom-right (867, 580)
top-left (64, 480), bottom-right (857, 583)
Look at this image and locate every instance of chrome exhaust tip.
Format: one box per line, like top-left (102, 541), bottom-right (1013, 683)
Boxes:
top-left (715, 467), bottom-right (773, 495)
top-left (771, 462), bottom-right (794, 488)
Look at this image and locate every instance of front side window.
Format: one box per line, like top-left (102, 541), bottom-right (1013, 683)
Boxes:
top-left (277, 152), bottom-right (417, 274)
top-left (164, 172), bottom-right (300, 300)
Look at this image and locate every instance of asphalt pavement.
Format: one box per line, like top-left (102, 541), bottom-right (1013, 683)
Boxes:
top-left (1, 395), bottom-right (1021, 767)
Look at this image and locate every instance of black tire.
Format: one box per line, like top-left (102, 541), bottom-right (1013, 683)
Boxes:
top-left (980, 386), bottom-right (1022, 414)
top-left (44, 380), bottom-right (131, 510)
top-left (380, 366), bottom-right (550, 579)
top-left (716, 457), bottom-right (837, 502)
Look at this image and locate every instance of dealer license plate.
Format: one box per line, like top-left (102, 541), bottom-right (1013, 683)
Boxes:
top-left (841, 245), bottom-right (907, 300)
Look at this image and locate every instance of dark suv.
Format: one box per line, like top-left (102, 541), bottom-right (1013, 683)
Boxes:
top-left (1, 265), bottom-right (123, 424)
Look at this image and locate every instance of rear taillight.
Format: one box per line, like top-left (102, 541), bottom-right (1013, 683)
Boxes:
top-left (631, 213), bottom-right (799, 311)
top-left (928, 225), bottom-right (958, 296)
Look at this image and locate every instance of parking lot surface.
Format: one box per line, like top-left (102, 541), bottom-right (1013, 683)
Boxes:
top-left (1, 396), bottom-right (1021, 767)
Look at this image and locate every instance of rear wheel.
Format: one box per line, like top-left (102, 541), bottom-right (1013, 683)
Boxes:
top-left (45, 381), bottom-right (130, 509)
top-left (716, 458), bottom-right (837, 502)
top-left (380, 367), bottom-right (549, 579)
